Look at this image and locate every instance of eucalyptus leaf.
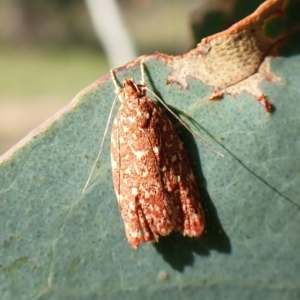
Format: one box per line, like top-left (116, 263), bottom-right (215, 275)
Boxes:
top-left (1, 37), bottom-right (300, 300)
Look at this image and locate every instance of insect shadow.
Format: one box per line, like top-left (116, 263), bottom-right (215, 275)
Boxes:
top-left (143, 68), bottom-right (231, 271)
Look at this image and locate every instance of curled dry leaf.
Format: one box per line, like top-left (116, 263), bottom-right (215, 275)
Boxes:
top-left (164, 0), bottom-right (299, 113)
top-left (120, 0), bottom-right (298, 113)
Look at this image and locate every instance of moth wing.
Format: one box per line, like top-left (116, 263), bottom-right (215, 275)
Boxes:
top-left (150, 105), bottom-right (205, 237)
top-left (111, 106), bottom-right (175, 249)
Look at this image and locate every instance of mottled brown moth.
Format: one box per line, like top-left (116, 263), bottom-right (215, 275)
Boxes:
top-left (84, 62), bottom-right (223, 249)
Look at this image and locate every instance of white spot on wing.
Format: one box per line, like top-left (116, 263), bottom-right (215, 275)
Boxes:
top-left (132, 187), bottom-right (138, 196)
top-left (124, 168), bottom-right (131, 175)
top-left (128, 116), bottom-right (135, 123)
top-left (153, 146), bottom-right (159, 154)
top-left (142, 170), bottom-right (149, 177)
top-left (112, 160), bottom-right (117, 169)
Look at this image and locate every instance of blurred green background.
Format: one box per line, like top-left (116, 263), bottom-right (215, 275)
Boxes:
top-left (0, 0), bottom-right (264, 155)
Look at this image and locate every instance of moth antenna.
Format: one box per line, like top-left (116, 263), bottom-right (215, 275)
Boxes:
top-left (145, 86), bottom-right (224, 157)
top-left (140, 62), bottom-right (146, 85)
top-left (110, 68), bottom-right (123, 100)
top-left (140, 61), bottom-right (224, 157)
top-left (82, 70), bottom-right (121, 193)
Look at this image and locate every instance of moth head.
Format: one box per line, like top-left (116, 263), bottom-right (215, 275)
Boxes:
top-left (123, 78), bottom-right (146, 98)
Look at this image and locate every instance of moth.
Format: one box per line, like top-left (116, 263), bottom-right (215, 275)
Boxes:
top-left (109, 63), bottom-right (205, 249)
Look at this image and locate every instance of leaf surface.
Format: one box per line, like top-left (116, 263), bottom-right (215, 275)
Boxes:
top-left (1, 1), bottom-right (300, 299)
